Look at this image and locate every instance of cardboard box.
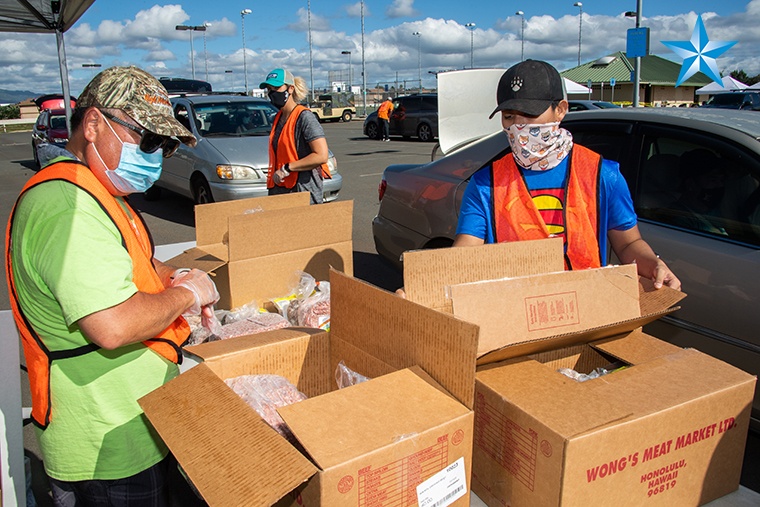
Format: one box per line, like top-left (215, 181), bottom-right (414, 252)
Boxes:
top-left (140, 270), bottom-right (480, 506)
top-left (403, 238), bottom-right (757, 506)
top-left (167, 193), bottom-right (353, 309)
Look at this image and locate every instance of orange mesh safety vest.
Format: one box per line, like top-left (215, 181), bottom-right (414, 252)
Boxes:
top-left (492, 145), bottom-right (602, 270)
top-left (267, 104), bottom-right (330, 189)
top-left (5, 160), bottom-right (190, 428)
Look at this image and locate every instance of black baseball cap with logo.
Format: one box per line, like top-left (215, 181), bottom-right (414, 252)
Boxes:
top-left (489, 60), bottom-right (566, 118)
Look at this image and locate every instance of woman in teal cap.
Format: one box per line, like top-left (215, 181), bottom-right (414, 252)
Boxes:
top-left (260, 68), bottom-right (331, 204)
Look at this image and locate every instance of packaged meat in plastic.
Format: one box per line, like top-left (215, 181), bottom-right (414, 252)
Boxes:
top-left (297, 281), bottom-right (331, 330)
top-left (215, 312), bottom-right (291, 340)
top-left (335, 360), bottom-right (371, 389)
top-left (225, 374), bottom-right (307, 440)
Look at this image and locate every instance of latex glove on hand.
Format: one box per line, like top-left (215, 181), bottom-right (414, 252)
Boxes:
top-left (171, 268), bottom-right (220, 316)
top-left (272, 164), bottom-right (291, 185)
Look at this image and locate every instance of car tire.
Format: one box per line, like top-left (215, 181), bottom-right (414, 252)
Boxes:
top-left (143, 185), bottom-right (162, 201)
top-left (366, 121), bottom-right (380, 140)
top-left (192, 176), bottom-right (214, 204)
top-left (417, 123), bottom-right (434, 142)
top-left (341, 111), bottom-right (353, 122)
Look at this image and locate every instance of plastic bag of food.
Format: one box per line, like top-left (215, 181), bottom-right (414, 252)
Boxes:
top-left (297, 281), bottom-right (331, 330)
top-left (216, 312), bottom-right (291, 340)
top-left (224, 374), bottom-right (307, 440)
top-left (224, 301), bottom-right (267, 325)
top-left (335, 360), bottom-right (371, 389)
top-left (274, 271), bottom-right (317, 321)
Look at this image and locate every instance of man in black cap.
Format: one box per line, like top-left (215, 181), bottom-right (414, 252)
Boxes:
top-left (454, 60), bottom-right (680, 290)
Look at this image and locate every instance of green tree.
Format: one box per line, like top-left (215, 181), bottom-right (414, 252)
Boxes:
top-left (0, 104), bottom-right (20, 120)
top-left (729, 69), bottom-right (760, 86)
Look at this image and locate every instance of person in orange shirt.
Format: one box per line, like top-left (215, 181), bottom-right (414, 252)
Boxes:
top-left (377, 97), bottom-right (394, 142)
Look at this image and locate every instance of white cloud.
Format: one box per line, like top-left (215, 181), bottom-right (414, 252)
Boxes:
top-left (346, 2), bottom-right (371, 18)
top-left (386, 0), bottom-right (418, 19)
top-left (287, 7), bottom-right (331, 32)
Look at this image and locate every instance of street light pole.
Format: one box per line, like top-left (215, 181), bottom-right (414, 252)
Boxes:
top-left (241, 9), bottom-right (252, 95)
top-left (175, 25), bottom-right (206, 80)
top-left (412, 31), bottom-right (422, 92)
top-left (515, 11), bottom-right (525, 62)
top-left (573, 2), bottom-right (583, 66)
top-left (465, 23), bottom-right (476, 68)
top-left (341, 51), bottom-right (352, 93)
top-left (625, 2), bottom-right (643, 107)
top-left (361, 0), bottom-right (367, 115)
top-left (308, 0), bottom-right (314, 101)
top-left (203, 22), bottom-right (211, 82)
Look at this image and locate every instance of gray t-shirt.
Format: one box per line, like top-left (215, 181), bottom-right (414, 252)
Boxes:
top-left (270, 109), bottom-right (327, 204)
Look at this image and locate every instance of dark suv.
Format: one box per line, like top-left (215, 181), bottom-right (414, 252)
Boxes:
top-left (701, 91), bottom-right (760, 111)
top-left (364, 94), bottom-right (438, 141)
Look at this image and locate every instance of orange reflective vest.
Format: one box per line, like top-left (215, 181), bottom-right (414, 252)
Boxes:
top-left (5, 160), bottom-right (190, 428)
top-left (267, 104), bottom-right (330, 189)
top-left (492, 145), bottom-right (602, 270)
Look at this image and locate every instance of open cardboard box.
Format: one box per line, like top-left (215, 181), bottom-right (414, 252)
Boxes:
top-left (140, 270), bottom-right (480, 506)
top-left (402, 238), bottom-right (757, 506)
top-left (166, 192), bottom-right (353, 310)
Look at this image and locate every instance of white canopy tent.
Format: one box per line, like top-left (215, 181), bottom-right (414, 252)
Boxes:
top-left (695, 76), bottom-right (748, 95)
top-left (747, 81), bottom-right (760, 90)
top-left (0, 0), bottom-right (96, 131)
top-left (563, 77), bottom-right (591, 95)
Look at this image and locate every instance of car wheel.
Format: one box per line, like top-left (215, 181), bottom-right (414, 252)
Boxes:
top-left (192, 176), bottom-right (214, 204)
top-left (417, 123), bottom-right (433, 142)
top-left (341, 111), bottom-right (353, 122)
top-left (143, 185), bottom-right (162, 201)
top-left (366, 121), bottom-right (380, 139)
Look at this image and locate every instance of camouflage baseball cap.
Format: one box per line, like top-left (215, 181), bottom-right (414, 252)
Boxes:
top-left (78, 66), bottom-right (196, 147)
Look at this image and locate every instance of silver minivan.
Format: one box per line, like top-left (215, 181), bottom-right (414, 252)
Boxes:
top-left (148, 94), bottom-right (342, 204)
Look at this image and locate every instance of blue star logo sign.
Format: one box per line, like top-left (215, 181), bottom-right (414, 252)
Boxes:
top-left (661, 15), bottom-right (737, 87)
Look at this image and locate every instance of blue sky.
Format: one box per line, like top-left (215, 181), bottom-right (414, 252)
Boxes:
top-left (1, 0), bottom-right (758, 95)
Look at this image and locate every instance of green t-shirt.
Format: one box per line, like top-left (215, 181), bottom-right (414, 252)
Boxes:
top-left (10, 178), bottom-right (178, 481)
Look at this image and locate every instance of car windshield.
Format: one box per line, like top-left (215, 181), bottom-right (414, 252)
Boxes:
top-left (50, 115), bottom-right (67, 130)
top-left (593, 101), bottom-right (620, 108)
top-left (194, 102), bottom-right (278, 137)
top-left (706, 94), bottom-right (744, 106)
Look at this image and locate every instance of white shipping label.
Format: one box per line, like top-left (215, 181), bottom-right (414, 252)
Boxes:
top-left (416, 457), bottom-right (467, 507)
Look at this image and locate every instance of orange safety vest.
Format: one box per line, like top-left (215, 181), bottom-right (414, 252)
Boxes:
top-left (5, 160), bottom-right (190, 428)
top-left (492, 145), bottom-right (602, 270)
top-left (267, 104), bottom-right (331, 189)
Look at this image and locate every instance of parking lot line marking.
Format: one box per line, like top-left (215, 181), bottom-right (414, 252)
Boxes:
top-left (360, 172), bottom-right (384, 177)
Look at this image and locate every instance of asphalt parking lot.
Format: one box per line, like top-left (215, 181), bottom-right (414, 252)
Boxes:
top-left (1, 121), bottom-right (758, 504)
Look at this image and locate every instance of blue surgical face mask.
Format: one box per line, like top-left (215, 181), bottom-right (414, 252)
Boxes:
top-left (93, 115), bottom-right (164, 194)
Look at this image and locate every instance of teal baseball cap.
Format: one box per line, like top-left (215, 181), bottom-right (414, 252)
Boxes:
top-left (260, 68), bottom-right (295, 89)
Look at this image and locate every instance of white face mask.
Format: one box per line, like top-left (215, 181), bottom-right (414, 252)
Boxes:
top-left (504, 122), bottom-right (574, 171)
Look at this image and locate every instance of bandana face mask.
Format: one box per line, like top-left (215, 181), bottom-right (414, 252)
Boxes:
top-left (504, 122), bottom-right (574, 171)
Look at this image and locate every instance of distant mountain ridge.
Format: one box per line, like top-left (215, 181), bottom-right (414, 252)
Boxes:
top-left (0, 88), bottom-right (42, 104)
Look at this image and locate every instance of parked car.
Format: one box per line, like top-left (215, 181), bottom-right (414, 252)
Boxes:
top-left (31, 108), bottom-right (68, 167)
top-left (373, 108), bottom-right (760, 426)
top-left (363, 94), bottom-right (438, 142)
top-left (567, 100), bottom-right (621, 111)
top-left (147, 94), bottom-right (342, 204)
top-left (159, 77), bottom-right (212, 95)
top-left (701, 91), bottom-right (760, 111)
top-left (308, 92), bottom-right (355, 122)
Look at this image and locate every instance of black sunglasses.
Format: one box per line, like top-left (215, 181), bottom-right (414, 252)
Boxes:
top-left (100, 110), bottom-right (180, 158)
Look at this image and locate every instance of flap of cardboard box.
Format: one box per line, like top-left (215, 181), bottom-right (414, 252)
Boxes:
top-left (139, 362), bottom-right (317, 507)
top-left (450, 264), bottom-right (641, 357)
top-left (403, 238), bottom-right (565, 313)
top-left (186, 327), bottom-right (326, 362)
top-left (279, 368), bottom-right (471, 470)
top-left (166, 244), bottom-right (228, 273)
top-left (195, 192), bottom-right (310, 248)
top-left (227, 200), bottom-right (353, 261)
top-left (330, 270), bottom-right (479, 410)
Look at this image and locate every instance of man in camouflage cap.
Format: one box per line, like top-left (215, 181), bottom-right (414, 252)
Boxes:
top-left (6, 66), bottom-right (215, 506)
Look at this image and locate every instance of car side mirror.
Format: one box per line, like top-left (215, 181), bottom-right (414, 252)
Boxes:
top-left (37, 125), bottom-right (47, 131)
